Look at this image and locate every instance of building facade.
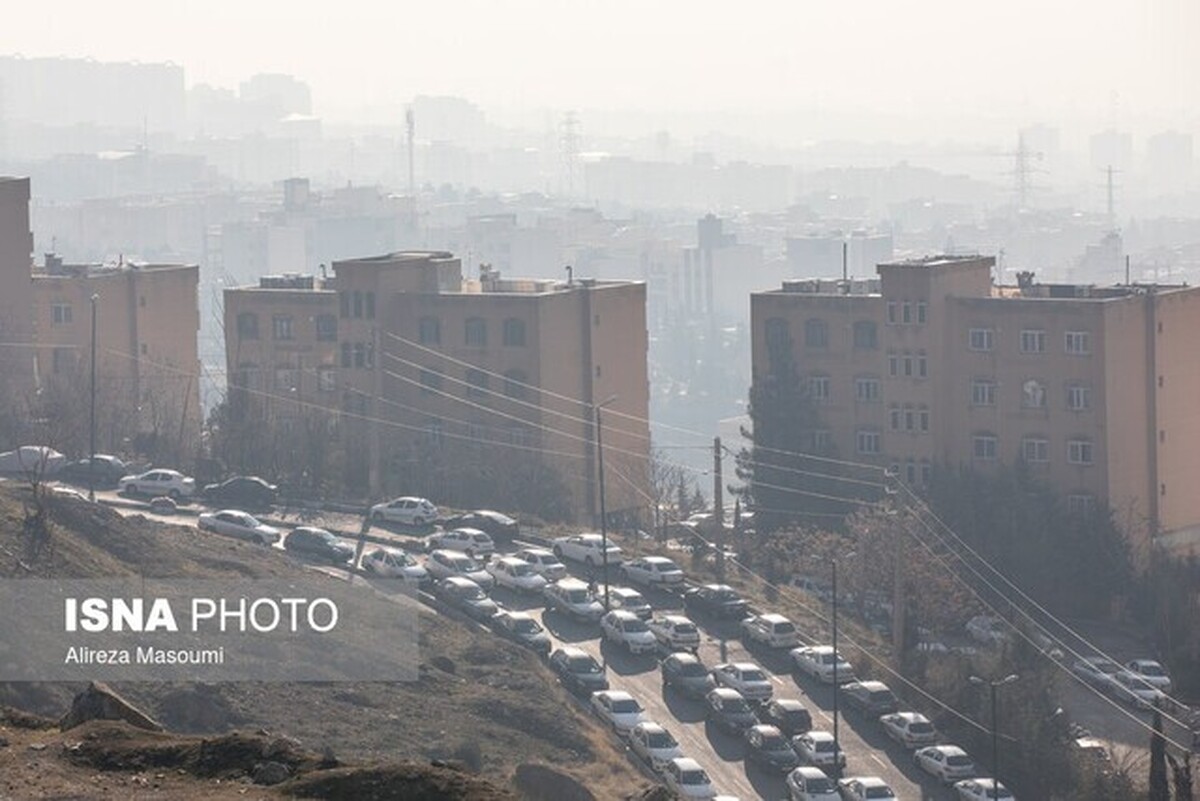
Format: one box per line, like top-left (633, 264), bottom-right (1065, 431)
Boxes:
top-left (751, 255), bottom-right (1200, 560)
top-left (0, 178), bottom-right (35, 404)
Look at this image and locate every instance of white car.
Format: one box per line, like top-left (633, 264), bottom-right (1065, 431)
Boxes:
top-left (362, 547), bottom-right (429, 586)
top-left (711, 662), bottom-right (773, 703)
top-left (791, 646), bottom-right (856, 684)
top-left (369, 496), bottom-right (438, 526)
top-left (609, 586), bottom-right (653, 619)
top-left (1125, 659), bottom-right (1172, 692)
top-left (914, 744), bottom-right (976, 783)
top-left (1110, 671), bottom-right (1167, 710)
top-left (879, 711), bottom-right (939, 748)
top-left (514, 547), bottom-right (568, 581)
top-left (197, 509), bottom-right (280, 545)
top-left (485, 556), bottom-right (548, 593)
top-left (741, 613), bottom-right (801, 648)
top-left (838, 776), bottom-right (896, 801)
top-left (427, 527), bottom-right (494, 558)
top-left (628, 721), bottom-right (682, 771)
top-left (590, 689), bottom-right (645, 734)
top-left (601, 610), bottom-right (657, 654)
top-left (649, 614), bottom-right (702, 651)
top-left (1071, 656), bottom-right (1124, 691)
top-left (619, 555), bottom-right (685, 587)
top-left (119, 469), bottom-right (195, 499)
top-left (425, 549), bottom-right (494, 590)
top-left (544, 577), bottom-right (604, 622)
top-left (793, 730), bottom-right (846, 770)
top-left (954, 778), bottom-right (1015, 801)
top-left (786, 765), bottom-right (840, 801)
top-left (551, 533), bottom-right (622, 567)
top-left (662, 757), bottom-right (716, 799)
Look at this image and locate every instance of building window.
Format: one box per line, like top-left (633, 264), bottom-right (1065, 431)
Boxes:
top-left (1067, 494), bottom-right (1095, 515)
top-left (889, 406), bottom-right (902, 431)
top-left (274, 366), bottom-right (297, 392)
top-left (973, 434), bottom-right (998, 461)
top-left (51, 303), bottom-right (73, 325)
top-left (903, 355), bottom-right (914, 377)
top-left (1065, 331), bottom-right (1091, 355)
top-left (1067, 384), bottom-right (1092, 411)
top-left (502, 317), bottom-right (527, 347)
top-left (235, 363), bottom-right (259, 390)
top-left (904, 407), bottom-right (916, 431)
top-left (466, 368), bottom-right (489, 397)
top-left (853, 320), bottom-right (878, 349)
top-left (341, 343), bottom-right (352, 368)
top-left (353, 343), bottom-right (366, 368)
top-left (1021, 379), bottom-right (1047, 409)
top-left (886, 302), bottom-right (897, 324)
top-left (425, 419), bottom-right (445, 448)
top-left (419, 368), bottom-right (443, 393)
top-left (971, 379), bottom-right (996, 406)
top-left (1067, 439), bottom-right (1094, 465)
top-left (969, 328), bottom-right (994, 351)
top-left (318, 367), bottom-right (336, 392)
top-left (418, 316), bottom-right (441, 345)
top-left (352, 291), bottom-right (363, 319)
top-left (365, 291), bottom-right (375, 319)
top-left (1022, 437), bottom-right (1049, 463)
top-left (465, 317), bottom-right (487, 347)
top-left (315, 314), bottom-right (337, 342)
top-left (917, 302), bottom-right (927, 324)
top-left (902, 302), bottom-right (912, 323)
top-left (1020, 329), bottom-right (1047, 353)
top-left (503, 369), bottom-right (529, 399)
top-left (812, 430), bottom-right (832, 452)
top-left (905, 461), bottom-right (917, 484)
top-left (855, 376), bottom-right (880, 403)
top-left (917, 352), bottom-right (927, 378)
top-left (918, 408), bottom-right (929, 432)
top-left (236, 312), bottom-right (259, 339)
top-left (808, 374), bottom-right (830, 403)
top-left (887, 353), bottom-right (899, 377)
top-left (804, 318), bottom-right (829, 349)
top-left (856, 429), bottom-right (881, 455)
top-left (270, 315), bottom-right (292, 341)
top-left (920, 461), bottom-right (932, 485)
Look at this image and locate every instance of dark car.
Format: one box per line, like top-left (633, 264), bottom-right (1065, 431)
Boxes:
top-left (744, 724), bottom-right (801, 772)
top-left (284, 526), bottom-right (355, 563)
top-left (433, 577), bottom-right (499, 622)
top-left (550, 646), bottom-right (609, 695)
top-left (757, 698), bottom-right (813, 736)
top-left (842, 680), bottom-right (900, 716)
top-left (661, 651), bottom-right (717, 699)
top-left (491, 611), bottom-right (551, 655)
top-left (442, 510), bottom-right (519, 543)
top-left (57, 454), bottom-right (128, 488)
top-left (704, 687), bottom-right (759, 734)
top-left (202, 476), bottom-right (278, 509)
top-left (683, 583), bottom-right (749, 619)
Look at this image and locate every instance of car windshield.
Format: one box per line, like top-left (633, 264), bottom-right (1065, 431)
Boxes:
top-left (724, 697), bottom-right (751, 713)
top-left (946, 754), bottom-right (973, 767)
top-left (318, 532), bottom-right (337, 543)
top-left (806, 777), bottom-right (836, 793)
top-left (243, 515), bottom-right (262, 526)
top-left (513, 619), bottom-right (541, 634)
top-left (761, 733), bottom-right (788, 751)
top-left (865, 788), bottom-right (895, 799)
top-left (814, 740), bottom-right (835, 753)
top-left (610, 698), bottom-right (641, 714)
top-left (511, 563), bottom-right (534, 576)
top-left (1137, 664), bottom-right (1166, 676)
top-left (564, 589), bottom-right (591, 604)
top-left (672, 622), bottom-right (697, 635)
top-left (741, 669), bottom-right (767, 682)
top-left (676, 662), bottom-right (707, 677)
top-left (622, 619), bottom-right (649, 633)
top-left (909, 721), bottom-right (935, 734)
top-left (870, 691), bottom-right (896, 703)
top-left (568, 656), bottom-right (601, 674)
top-left (464, 586), bottom-right (487, 600)
top-left (819, 652), bottom-right (837, 664)
top-left (646, 730), bottom-right (677, 749)
top-left (679, 769), bottom-right (710, 785)
top-left (713, 590), bottom-right (739, 603)
top-left (452, 556), bottom-right (480, 571)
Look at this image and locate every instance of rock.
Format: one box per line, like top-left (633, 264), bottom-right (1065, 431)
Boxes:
top-left (0, 735), bottom-right (8, 748)
top-left (430, 655), bottom-right (457, 674)
top-left (28, 742), bottom-right (47, 751)
top-left (251, 761), bottom-right (291, 786)
top-left (513, 763), bottom-right (596, 801)
top-left (59, 682), bottom-right (163, 733)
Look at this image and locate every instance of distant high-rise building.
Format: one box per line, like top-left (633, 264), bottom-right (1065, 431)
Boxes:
top-left (1145, 130), bottom-right (1194, 196)
top-left (1090, 128), bottom-right (1133, 173)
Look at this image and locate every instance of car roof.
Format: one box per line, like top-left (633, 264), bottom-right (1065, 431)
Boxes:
top-left (451, 527), bottom-right (489, 536)
top-left (671, 757), bottom-right (702, 770)
top-left (806, 730), bottom-right (834, 741)
top-left (636, 721), bottom-right (666, 734)
top-left (598, 690), bottom-right (634, 702)
top-left (794, 765), bottom-right (828, 777)
top-left (519, 547), bottom-right (554, 557)
top-left (730, 662), bottom-right (761, 671)
top-left (854, 777), bottom-right (890, 788)
top-left (856, 680), bottom-right (890, 691)
top-left (431, 549), bottom-right (474, 561)
top-left (557, 645), bottom-right (589, 658)
top-left (892, 711), bottom-right (928, 722)
top-left (611, 587), bottom-right (643, 598)
top-left (607, 609), bottom-right (641, 620)
top-left (758, 613), bottom-right (791, 623)
top-left (926, 744), bottom-right (967, 756)
top-left (553, 577), bottom-right (589, 589)
top-left (495, 556), bottom-right (528, 566)
top-left (293, 526), bottom-right (332, 536)
top-left (661, 614), bottom-right (691, 624)
top-left (773, 699), bottom-right (806, 710)
top-left (750, 724), bottom-right (782, 736)
top-left (501, 610), bottom-right (533, 621)
top-left (642, 556), bottom-right (675, 564)
top-left (442, 576), bottom-right (479, 588)
top-left (710, 687), bottom-right (744, 699)
top-left (702, 583), bottom-right (735, 592)
top-left (667, 651), bottom-right (700, 664)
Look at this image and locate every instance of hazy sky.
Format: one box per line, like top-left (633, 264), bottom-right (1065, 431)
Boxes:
top-left (2, 0), bottom-right (1195, 132)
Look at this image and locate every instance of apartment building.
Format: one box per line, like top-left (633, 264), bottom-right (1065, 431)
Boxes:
top-left (223, 252), bottom-right (650, 521)
top-left (0, 178), bottom-right (35, 402)
top-left (751, 254), bottom-right (1200, 559)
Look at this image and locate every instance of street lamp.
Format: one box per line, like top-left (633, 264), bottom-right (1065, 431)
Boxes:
top-left (593, 394), bottom-right (618, 612)
top-left (88, 293), bottom-right (99, 503)
top-left (970, 673), bottom-right (1019, 799)
top-left (829, 551), bottom-right (855, 778)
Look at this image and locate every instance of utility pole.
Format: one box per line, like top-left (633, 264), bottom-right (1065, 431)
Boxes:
top-left (594, 396), bottom-right (617, 611)
top-left (970, 673), bottom-right (1019, 799)
top-left (713, 436), bottom-right (724, 580)
top-left (88, 294), bottom-right (98, 502)
top-left (405, 107), bottom-right (415, 197)
top-left (831, 557), bottom-right (842, 778)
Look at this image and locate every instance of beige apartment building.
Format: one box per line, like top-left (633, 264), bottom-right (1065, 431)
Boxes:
top-left (751, 255), bottom-right (1200, 560)
top-left (0, 177), bottom-right (36, 402)
top-left (223, 252), bottom-right (650, 521)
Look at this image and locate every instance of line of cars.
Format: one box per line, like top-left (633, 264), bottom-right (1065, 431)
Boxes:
top-left (1071, 655), bottom-right (1174, 710)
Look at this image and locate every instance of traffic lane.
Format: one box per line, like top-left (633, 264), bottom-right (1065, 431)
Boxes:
top-left (1057, 673), bottom-right (1191, 759)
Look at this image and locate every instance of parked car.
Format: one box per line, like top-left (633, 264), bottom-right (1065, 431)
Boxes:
top-left (608, 586), bottom-right (653, 619)
top-left (549, 646), bottom-right (608, 695)
top-left (369, 496), bottom-right (438, 526)
top-left (745, 724), bottom-right (801, 772)
top-left (202, 475), bottom-right (278, 508)
top-left (591, 689), bottom-right (645, 735)
top-left (544, 577), bottom-right (604, 623)
top-left (841, 681), bottom-right (899, 716)
top-left (551, 533), bottom-right (622, 567)
top-left (513, 547), bottom-right (568, 581)
top-left (913, 744), bottom-right (976, 783)
top-left (683, 584), bottom-right (748, 619)
top-left (879, 711), bottom-right (939, 748)
top-left (837, 776), bottom-right (896, 800)
top-left (1071, 656), bottom-right (1125, 692)
top-left (284, 526), bottom-right (354, 563)
top-left (119, 468), bottom-right (195, 499)
top-left (197, 509), bottom-right (280, 545)
top-left (791, 645), bottom-right (856, 684)
top-left (662, 757), bottom-right (716, 799)
top-left (427, 527), bottom-right (495, 559)
top-left (704, 687), bottom-right (759, 734)
top-left (965, 614), bottom-right (1008, 646)
top-left (758, 698), bottom-right (813, 736)
top-left (1110, 671), bottom-right (1167, 710)
top-left (661, 651), bottom-right (717, 699)
top-left (484, 556), bottom-right (547, 593)
top-left (147, 496), bottom-right (178, 514)
top-left (57, 454), bottom-right (127, 488)
top-left (1125, 659), bottom-right (1172, 692)
top-left (601, 610), bottom-right (658, 654)
top-left (425, 549), bottom-right (494, 590)
top-left (793, 730), bottom-right (846, 770)
top-left (433, 576), bottom-right (498, 622)
top-left (491, 610), bottom-right (551, 655)
top-left (649, 614), bottom-right (702, 652)
top-left (711, 662), bottom-right (774, 703)
top-left (628, 721), bottom-right (682, 771)
top-left (619, 555), bottom-right (685, 588)
top-left (362, 547), bottom-right (429, 586)
top-left (741, 613), bottom-right (801, 649)
top-left (442, 510), bottom-right (518, 543)
top-left (786, 765), bottom-right (840, 801)
top-left (0, 446), bottom-right (65, 477)
top-left (954, 778), bottom-right (1015, 800)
